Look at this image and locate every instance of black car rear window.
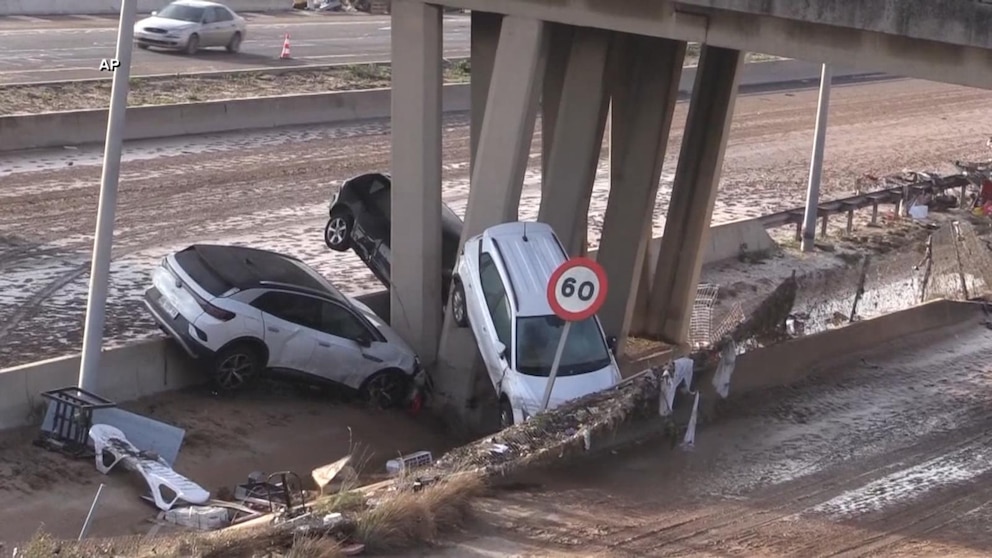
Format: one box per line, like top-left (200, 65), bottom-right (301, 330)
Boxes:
top-left (174, 248), bottom-right (231, 296)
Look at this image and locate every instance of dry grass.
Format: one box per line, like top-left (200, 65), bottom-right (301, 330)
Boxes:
top-left (0, 49), bottom-right (788, 116)
top-left (353, 471), bottom-right (484, 553)
top-left (0, 59), bottom-right (471, 116)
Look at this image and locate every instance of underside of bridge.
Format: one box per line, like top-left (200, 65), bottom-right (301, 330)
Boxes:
top-left (389, 0), bottom-right (744, 429)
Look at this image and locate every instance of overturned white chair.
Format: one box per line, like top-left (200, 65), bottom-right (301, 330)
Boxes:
top-left (89, 424), bottom-right (210, 512)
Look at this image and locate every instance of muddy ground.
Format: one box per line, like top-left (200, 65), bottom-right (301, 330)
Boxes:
top-left (424, 315), bottom-right (992, 557)
top-left (0, 298), bottom-right (989, 557)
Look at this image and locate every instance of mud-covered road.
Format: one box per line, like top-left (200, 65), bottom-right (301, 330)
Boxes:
top-left (1, 77), bottom-right (991, 368)
top-left (433, 313), bottom-right (992, 557)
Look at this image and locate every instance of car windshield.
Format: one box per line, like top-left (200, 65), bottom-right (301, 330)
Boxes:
top-left (515, 315), bottom-right (612, 377)
top-left (158, 4), bottom-right (204, 22)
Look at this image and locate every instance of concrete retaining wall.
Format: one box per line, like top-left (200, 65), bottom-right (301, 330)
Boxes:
top-left (0, 290), bottom-right (397, 431)
top-left (1, 0), bottom-right (293, 16)
top-left (0, 339), bottom-right (196, 431)
top-left (727, 299), bottom-right (980, 396)
top-left (0, 84), bottom-right (471, 152)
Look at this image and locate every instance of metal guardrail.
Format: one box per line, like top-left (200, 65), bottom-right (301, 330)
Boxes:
top-left (757, 168), bottom-right (983, 237)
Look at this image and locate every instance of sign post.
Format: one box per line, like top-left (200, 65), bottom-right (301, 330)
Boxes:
top-left (541, 257), bottom-right (608, 412)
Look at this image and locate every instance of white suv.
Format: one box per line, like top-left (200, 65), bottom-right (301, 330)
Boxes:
top-left (449, 221), bottom-right (621, 428)
top-left (143, 244), bottom-right (424, 408)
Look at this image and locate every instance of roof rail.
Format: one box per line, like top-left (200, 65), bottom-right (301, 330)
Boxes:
top-left (258, 280), bottom-right (334, 299)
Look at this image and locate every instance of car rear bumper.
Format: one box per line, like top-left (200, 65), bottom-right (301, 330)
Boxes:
top-left (143, 287), bottom-right (210, 359)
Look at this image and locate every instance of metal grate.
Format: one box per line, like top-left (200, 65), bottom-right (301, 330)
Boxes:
top-left (688, 283), bottom-right (721, 349)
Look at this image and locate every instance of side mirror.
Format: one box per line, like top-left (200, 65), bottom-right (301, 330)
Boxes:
top-left (607, 336), bottom-right (618, 354)
top-left (356, 335), bottom-right (372, 348)
top-left (495, 342), bottom-right (507, 360)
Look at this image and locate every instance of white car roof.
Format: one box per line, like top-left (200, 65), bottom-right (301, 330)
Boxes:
top-left (171, 0), bottom-right (229, 8)
top-left (484, 221), bottom-right (567, 318)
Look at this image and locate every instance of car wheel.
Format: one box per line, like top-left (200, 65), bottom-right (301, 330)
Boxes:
top-left (185, 33), bottom-right (200, 55)
top-left (137, 43), bottom-right (149, 50)
top-left (499, 397), bottom-right (514, 429)
top-left (211, 343), bottom-right (262, 391)
top-left (324, 211), bottom-right (353, 251)
top-left (226, 32), bottom-right (242, 53)
top-left (451, 279), bottom-right (469, 328)
top-left (361, 369), bottom-right (410, 409)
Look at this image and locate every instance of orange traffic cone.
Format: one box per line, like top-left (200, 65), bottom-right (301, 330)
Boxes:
top-left (280, 33), bottom-right (291, 59)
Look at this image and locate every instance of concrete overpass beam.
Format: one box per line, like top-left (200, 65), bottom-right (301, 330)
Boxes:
top-left (434, 16), bottom-right (548, 428)
top-left (595, 35), bottom-right (686, 355)
top-left (389, 0), bottom-right (443, 364)
top-left (647, 45), bottom-right (744, 346)
top-left (538, 26), bottom-right (612, 256)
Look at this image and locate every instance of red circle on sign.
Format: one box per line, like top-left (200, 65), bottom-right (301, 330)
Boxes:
top-left (546, 257), bottom-right (609, 322)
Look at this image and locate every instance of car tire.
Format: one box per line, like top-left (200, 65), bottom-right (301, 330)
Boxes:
top-left (210, 343), bottom-right (262, 391)
top-left (499, 397), bottom-right (514, 429)
top-left (185, 33), bottom-right (200, 55)
top-left (361, 369), bottom-right (410, 409)
top-left (451, 279), bottom-right (469, 328)
top-left (324, 210), bottom-right (353, 251)
top-left (137, 43), bottom-right (149, 50)
top-left (226, 32), bottom-right (242, 53)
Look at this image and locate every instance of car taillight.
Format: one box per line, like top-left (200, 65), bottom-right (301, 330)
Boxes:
top-left (188, 290), bottom-right (235, 321)
top-left (201, 302), bottom-right (236, 321)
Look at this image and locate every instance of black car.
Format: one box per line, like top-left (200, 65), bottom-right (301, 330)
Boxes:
top-left (324, 172), bottom-right (464, 303)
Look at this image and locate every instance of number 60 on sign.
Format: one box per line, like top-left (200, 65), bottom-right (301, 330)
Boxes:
top-left (540, 257), bottom-right (609, 412)
top-left (547, 257), bottom-right (608, 322)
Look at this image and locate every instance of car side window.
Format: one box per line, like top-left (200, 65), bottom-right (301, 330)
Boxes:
top-left (214, 7), bottom-right (233, 21)
top-left (252, 292), bottom-right (320, 329)
top-left (478, 253), bottom-right (512, 354)
top-left (318, 301), bottom-right (371, 341)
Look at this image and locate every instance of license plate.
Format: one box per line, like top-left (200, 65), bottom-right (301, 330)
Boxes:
top-left (160, 297), bottom-right (179, 319)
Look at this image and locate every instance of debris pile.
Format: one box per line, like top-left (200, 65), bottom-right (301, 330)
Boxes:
top-left (428, 367), bottom-right (668, 480)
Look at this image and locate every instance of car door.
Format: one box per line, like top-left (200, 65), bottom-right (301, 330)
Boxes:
top-left (251, 291), bottom-right (319, 374)
top-left (306, 299), bottom-right (382, 388)
top-left (211, 7), bottom-right (238, 45)
top-left (353, 177), bottom-right (391, 285)
top-left (198, 7), bottom-right (221, 46)
top-left (474, 248), bottom-right (513, 389)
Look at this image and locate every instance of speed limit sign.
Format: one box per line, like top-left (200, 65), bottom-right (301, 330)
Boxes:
top-left (546, 257), bottom-right (609, 322)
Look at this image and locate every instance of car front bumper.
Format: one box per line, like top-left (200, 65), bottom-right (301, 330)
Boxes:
top-left (143, 287), bottom-right (211, 359)
top-left (134, 32), bottom-right (188, 49)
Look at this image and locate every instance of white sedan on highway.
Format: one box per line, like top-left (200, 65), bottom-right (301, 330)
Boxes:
top-left (134, 0), bottom-right (247, 55)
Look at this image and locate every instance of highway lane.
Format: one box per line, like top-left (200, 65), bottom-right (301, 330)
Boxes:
top-left (0, 12), bottom-right (470, 83)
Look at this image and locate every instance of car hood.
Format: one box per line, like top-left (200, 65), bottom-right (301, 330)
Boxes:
top-left (347, 296), bottom-right (416, 356)
top-left (135, 16), bottom-right (198, 31)
top-left (514, 363), bottom-right (621, 416)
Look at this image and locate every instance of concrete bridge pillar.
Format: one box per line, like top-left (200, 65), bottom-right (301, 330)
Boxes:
top-left (538, 27), bottom-right (612, 256)
top-left (595, 35), bottom-right (686, 356)
top-left (389, 0), bottom-right (443, 364)
top-left (647, 45), bottom-right (744, 345)
top-left (433, 16), bottom-right (549, 428)
top-left (469, 11), bottom-right (501, 173)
